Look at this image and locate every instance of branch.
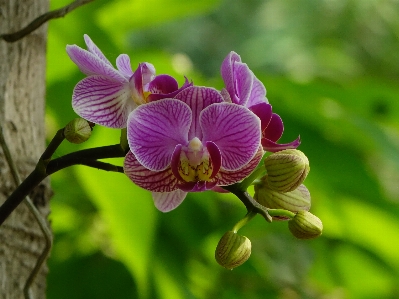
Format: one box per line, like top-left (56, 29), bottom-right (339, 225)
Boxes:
top-left (0, 0), bottom-right (95, 42)
top-left (223, 184), bottom-right (272, 223)
top-left (46, 144), bottom-right (126, 175)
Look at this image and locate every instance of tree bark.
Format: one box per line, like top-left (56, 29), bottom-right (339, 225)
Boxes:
top-left (0, 0), bottom-right (51, 298)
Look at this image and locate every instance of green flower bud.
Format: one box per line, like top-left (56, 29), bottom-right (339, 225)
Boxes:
top-left (64, 118), bottom-right (92, 144)
top-left (215, 231), bottom-right (251, 270)
top-left (264, 149), bottom-right (310, 192)
top-left (288, 210), bottom-right (323, 240)
top-left (254, 180), bottom-right (311, 219)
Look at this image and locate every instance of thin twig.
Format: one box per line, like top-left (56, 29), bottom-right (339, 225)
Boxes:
top-left (0, 126), bottom-right (53, 299)
top-left (0, 0), bottom-right (95, 42)
top-left (79, 160), bottom-right (125, 173)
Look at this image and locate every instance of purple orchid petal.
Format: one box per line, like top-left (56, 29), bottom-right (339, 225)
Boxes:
top-left (83, 34), bottom-right (113, 67)
top-left (247, 76), bottom-right (267, 107)
top-left (127, 99), bottom-right (191, 171)
top-left (124, 151), bottom-right (178, 192)
top-left (170, 144), bottom-right (184, 182)
top-left (66, 45), bottom-right (126, 83)
top-left (215, 146), bottom-right (264, 185)
top-left (175, 86), bottom-right (224, 141)
top-left (147, 77), bottom-right (193, 102)
top-left (221, 51), bottom-right (254, 106)
top-left (262, 136), bottom-right (301, 153)
top-left (221, 52), bottom-right (241, 101)
top-left (220, 88), bottom-right (232, 103)
top-left (130, 64), bottom-right (145, 101)
top-left (211, 186), bottom-right (230, 193)
top-left (233, 62), bottom-right (254, 106)
top-left (72, 76), bottom-right (134, 128)
top-left (178, 181), bottom-right (216, 192)
top-left (263, 113), bottom-right (284, 142)
top-left (141, 63), bottom-right (156, 85)
top-left (200, 103), bottom-right (261, 171)
top-left (249, 102), bottom-right (272, 132)
top-left (147, 75), bottom-right (178, 94)
top-left (152, 190), bottom-right (187, 212)
top-left (206, 141), bottom-right (221, 179)
top-left (177, 181), bottom-right (198, 192)
top-left (116, 54), bottom-right (134, 79)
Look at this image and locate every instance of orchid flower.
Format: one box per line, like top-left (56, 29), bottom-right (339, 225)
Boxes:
top-left (221, 51), bottom-right (300, 152)
top-left (66, 34), bottom-right (190, 128)
top-left (124, 86), bottom-right (263, 212)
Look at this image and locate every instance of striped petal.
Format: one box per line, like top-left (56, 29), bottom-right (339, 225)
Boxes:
top-left (216, 146), bottom-right (264, 186)
top-left (83, 34), bottom-right (113, 67)
top-left (221, 51), bottom-right (241, 102)
top-left (152, 190), bottom-right (187, 212)
top-left (233, 62), bottom-right (253, 106)
top-left (175, 86), bottom-right (224, 141)
top-left (200, 103), bottom-right (261, 171)
top-left (127, 99), bottom-right (191, 171)
top-left (124, 151), bottom-right (178, 192)
top-left (247, 76), bottom-right (267, 107)
top-left (67, 45), bottom-right (126, 82)
top-left (72, 76), bottom-right (134, 128)
top-left (116, 54), bottom-right (134, 79)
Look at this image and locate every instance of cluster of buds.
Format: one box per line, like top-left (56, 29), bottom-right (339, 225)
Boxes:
top-left (215, 149), bottom-right (322, 270)
top-left (254, 149), bottom-right (322, 239)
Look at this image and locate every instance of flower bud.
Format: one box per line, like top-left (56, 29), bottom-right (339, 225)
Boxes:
top-left (64, 118), bottom-right (92, 144)
top-left (254, 180), bottom-right (311, 219)
top-left (215, 231), bottom-right (251, 270)
top-left (288, 210), bottom-right (323, 239)
top-left (264, 149), bottom-right (310, 192)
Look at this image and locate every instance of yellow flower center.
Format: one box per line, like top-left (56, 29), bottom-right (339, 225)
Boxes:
top-left (178, 138), bottom-right (213, 182)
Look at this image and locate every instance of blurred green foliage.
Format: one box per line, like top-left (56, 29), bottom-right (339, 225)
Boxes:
top-left (45, 0), bottom-right (399, 298)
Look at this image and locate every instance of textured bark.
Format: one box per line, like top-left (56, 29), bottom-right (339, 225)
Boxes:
top-left (0, 0), bottom-right (51, 298)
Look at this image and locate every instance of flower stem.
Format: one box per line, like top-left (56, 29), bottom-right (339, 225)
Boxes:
top-left (268, 209), bottom-right (296, 219)
top-left (46, 144), bottom-right (126, 174)
top-left (238, 153), bottom-right (267, 190)
top-left (232, 210), bottom-right (257, 233)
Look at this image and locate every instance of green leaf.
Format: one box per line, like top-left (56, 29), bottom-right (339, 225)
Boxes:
top-left (75, 126), bottom-right (158, 298)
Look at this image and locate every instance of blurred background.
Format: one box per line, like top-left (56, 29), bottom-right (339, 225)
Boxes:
top-left (45, 0), bottom-right (399, 298)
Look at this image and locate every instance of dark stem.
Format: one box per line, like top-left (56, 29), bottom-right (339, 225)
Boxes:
top-left (0, 167), bottom-right (48, 225)
top-left (0, 0), bottom-right (95, 42)
top-left (0, 143), bottom-right (126, 225)
top-left (41, 128), bottom-right (65, 161)
top-left (79, 160), bottom-right (124, 173)
top-left (46, 144), bottom-right (125, 174)
top-left (223, 184), bottom-right (272, 223)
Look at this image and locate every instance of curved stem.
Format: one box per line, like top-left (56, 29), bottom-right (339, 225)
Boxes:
top-left (268, 209), bottom-right (296, 219)
top-left (238, 154), bottom-right (267, 191)
top-left (232, 210), bottom-right (257, 233)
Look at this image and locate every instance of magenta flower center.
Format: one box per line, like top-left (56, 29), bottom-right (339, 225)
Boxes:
top-left (178, 137), bottom-right (213, 182)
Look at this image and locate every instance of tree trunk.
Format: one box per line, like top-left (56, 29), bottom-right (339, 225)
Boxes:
top-left (0, 0), bottom-right (51, 298)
